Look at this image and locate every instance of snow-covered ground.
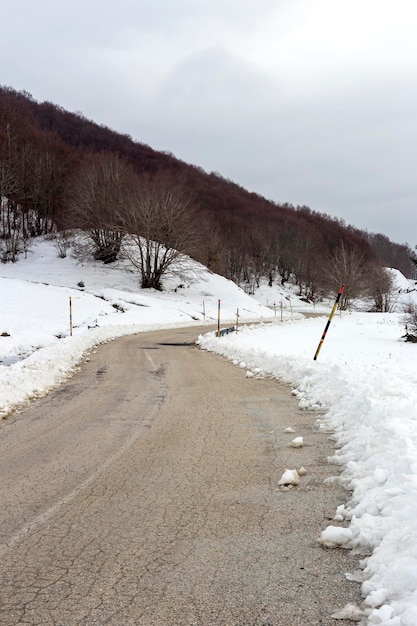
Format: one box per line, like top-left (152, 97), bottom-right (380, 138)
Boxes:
top-left (199, 297), bottom-right (417, 624)
top-left (0, 238), bottom-right (275, 416)
top-left (2, 238), bottom-right (417, 624)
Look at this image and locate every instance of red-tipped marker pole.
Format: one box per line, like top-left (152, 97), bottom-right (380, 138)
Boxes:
top-left (313, 284), bottom-right (345, 360)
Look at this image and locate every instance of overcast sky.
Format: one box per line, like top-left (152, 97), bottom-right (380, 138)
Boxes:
top-left (2, 0), bottom-right (417, 246)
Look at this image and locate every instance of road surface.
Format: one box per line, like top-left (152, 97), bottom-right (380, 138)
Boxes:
top-left (0, 326), bottom-right (361, 625)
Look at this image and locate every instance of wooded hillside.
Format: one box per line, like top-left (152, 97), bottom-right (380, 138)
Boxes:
top-left (0, 86), bottom-right (415, 304)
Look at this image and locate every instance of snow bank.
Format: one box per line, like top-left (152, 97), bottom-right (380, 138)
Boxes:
top-left (199, 314), bottom-right (417, 624)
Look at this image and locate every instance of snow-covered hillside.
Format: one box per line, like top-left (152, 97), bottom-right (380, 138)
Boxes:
top-left (2, 237), bottom-right (417, 624)
top-left (0, 238), bottom-right (276, 416)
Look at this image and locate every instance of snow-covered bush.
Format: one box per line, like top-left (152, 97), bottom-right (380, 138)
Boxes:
top-left (403, 300), bottom-right (417, 342)
top-left (53, 231), bottom-right (73, 258)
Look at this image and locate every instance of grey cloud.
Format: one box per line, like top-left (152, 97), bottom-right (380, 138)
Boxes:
top-left (157, 46), bottom-right (277, 119)
top-left (2, 0), bottom-right (417, 245)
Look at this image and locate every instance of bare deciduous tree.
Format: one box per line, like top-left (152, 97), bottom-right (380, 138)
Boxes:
top-left (0, 128), bottom-right (24, 261)
top-left (53, 230), bottom-right (74, 258)
top-left (324, 241), bottom-right (369, 309)
top-left (65, 152), bottom-right (133, 263)
top-left (118, 172), bottom-right (198, 290)
top-left (368, 265), bottom-right (395, 312)
top-left (27, 133), bottom-right (72, 235)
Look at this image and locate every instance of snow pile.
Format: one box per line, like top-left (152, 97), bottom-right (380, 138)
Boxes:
top-left (388, 267), bottom-right (415, 293)
top-left (331, 603), bottom-right (363, 621)
top-left (320, 526), bottom-right (353, 548)
top-left (277, 468), bottom-right (301, 486)
top-left (198, 312), bottom-right (417, 624)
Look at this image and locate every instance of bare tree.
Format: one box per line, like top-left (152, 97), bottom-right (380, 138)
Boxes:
top-left (223, 225), bottom-right (250, 287)
top-left (197, 213), bottom-right (225, 275)
top-left (0, 159), bottom-right (19, 232)
top-left (118, 172), bottom-right (198, 290)
top-left (324, 241), bottom-right (369, 309)
top-left (53, 230), bottom-right (74, 258)
top-left (0, 127), bottom-right (24, 261)
top-left (277, 220), bottom-right (298, 286)
top-left (27, 133), bottom-right (72, 235)
top-left (65, 152), bottom-right (132, 263)
top-left (368, 265), bottom-right (395, 312)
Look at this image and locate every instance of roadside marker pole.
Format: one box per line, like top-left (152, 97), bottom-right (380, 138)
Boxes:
top-left (217, 299), bottom-right (221, 337)
top-left (202, 300), bottom-right (206, 320)
top-left (69, 296), bottom-right (73, 337)
top-left (236, 308), bottom-right (239, 333)
top-left (313, 284), bottom-right (345, 361)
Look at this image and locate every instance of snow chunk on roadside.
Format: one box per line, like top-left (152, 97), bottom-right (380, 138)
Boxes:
top-left (278, 468), bottom-right (300, 486)
top-left (331, 603), bottom-right (363, 621)
top-left (320, 525), bottom-right (353, 548)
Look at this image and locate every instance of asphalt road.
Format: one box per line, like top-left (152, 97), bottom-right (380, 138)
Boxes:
top-left (0, 326), bottom-right (361, 625)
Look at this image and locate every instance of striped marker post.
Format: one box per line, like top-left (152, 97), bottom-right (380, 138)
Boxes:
top-left (313, 284), bottom-right (345, 361)
top-left (217, 299), bottom-right (221, 337)
top-left (69, 296), bottom-right (73, 337)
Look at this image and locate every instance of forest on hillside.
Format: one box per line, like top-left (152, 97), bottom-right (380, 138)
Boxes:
top-left (0, 85), bottom-right (415, 309)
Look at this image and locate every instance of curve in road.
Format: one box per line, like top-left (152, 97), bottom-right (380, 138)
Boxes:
top-left (0, 326), bottom-right (360, 625)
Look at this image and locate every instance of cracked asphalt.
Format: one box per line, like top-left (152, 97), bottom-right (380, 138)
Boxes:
top-left (0, 326), bottom-right (361, 625)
